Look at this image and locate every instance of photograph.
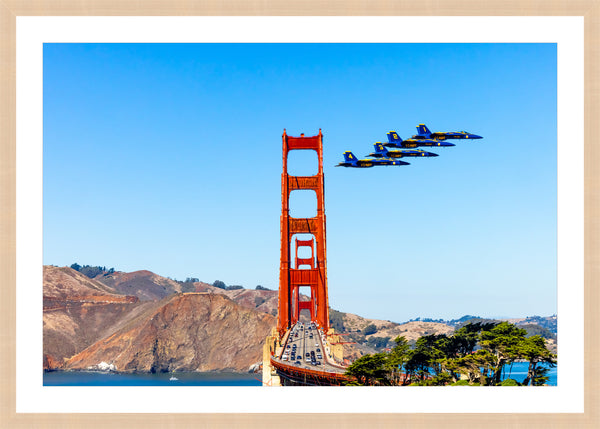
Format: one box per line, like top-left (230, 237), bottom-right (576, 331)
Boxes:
top-left (41, 42), bottom-right (558, 388)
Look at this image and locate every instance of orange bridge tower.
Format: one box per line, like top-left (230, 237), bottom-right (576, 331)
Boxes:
top-left (277, 129), bottom-right (330, 336)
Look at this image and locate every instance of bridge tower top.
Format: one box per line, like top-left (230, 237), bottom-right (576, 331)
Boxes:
top-left (278, 129), bottom-right (329, 336)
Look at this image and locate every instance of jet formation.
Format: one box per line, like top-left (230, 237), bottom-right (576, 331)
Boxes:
top-left (336, 123), bottom-right (483, 168)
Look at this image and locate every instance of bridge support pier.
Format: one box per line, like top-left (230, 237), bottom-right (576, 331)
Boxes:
top-left (262, 327), bottom-right (281, 386)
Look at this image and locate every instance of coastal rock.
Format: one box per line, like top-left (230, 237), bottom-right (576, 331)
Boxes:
top-left (88, 361), bottom-right (116, 371)
top-left (248, 362), bottom-right (262, 373)
top-left (43, 354), bottom-right (62, 370)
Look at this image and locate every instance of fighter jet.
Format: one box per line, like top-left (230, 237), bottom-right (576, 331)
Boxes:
top-left (412, 124), bottom-right (483, 140)
top-left (384, 131), bottom-right (455, 149)
top-left (366, 142), bottom-right (439, 159)
top-left (335, 151), bottom-right (410, 168)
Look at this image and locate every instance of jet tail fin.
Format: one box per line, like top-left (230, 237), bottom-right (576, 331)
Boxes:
top-left (387, 131), bottom-right (403, 144)
top-left (374, 142), bottom-right (388, 155)
top-left (417, 124), bottom-right (432, 137)
top-left (343, 151), bottom-right (357, 163)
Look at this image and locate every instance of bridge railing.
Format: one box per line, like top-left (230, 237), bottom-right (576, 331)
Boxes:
top-left (270, 357), bottom-right (354, 385)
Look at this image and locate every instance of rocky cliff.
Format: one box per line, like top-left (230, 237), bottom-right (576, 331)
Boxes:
top-left (65, 293), bottom-right (275, 373)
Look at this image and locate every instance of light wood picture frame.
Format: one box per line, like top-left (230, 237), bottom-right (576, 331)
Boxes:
top-left (1, 1), bottom-right (598, 427)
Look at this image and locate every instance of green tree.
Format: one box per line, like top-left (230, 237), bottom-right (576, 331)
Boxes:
top-left (479, 322), bottom-right (527, 385)
top-left (450, 322), bottom-right (493, 356)
top-left (345, 353), bottom-right (389, 385)
top-left (343, 320), bottom-right (556, 387)
top-left (519, 335), bottom-right (556, 386)
top-left (446, 349), bottom-right (495, 385)
top-left (385, 336), bottom-right (411, 385)
top-left (404, 334), bottom-right (449, 383)
top-left (70, 263), bottom-right (81, 271)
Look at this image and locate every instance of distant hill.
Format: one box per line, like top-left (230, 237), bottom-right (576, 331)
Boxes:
top-left (407, 314), bottom-right (557, 335)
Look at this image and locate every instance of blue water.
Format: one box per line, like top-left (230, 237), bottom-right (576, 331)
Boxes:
top-left (43, 371), bottom-right (263, 386)
top-left (500, 361), bottom-right (557, 386)
top-left (44, 363), bottom-right (556, 386)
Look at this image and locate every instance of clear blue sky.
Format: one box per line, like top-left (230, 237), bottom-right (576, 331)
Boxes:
top-left (43, 43), bottom-right (557, 322)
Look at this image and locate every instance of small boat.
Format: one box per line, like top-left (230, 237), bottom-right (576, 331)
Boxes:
top-left (169, 376), bottom-right (178, 381)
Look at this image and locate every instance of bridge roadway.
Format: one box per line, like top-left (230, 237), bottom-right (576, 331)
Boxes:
top-left (271, 321), bottom-right (348, 385)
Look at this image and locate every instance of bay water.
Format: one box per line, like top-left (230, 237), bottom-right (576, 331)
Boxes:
top-left (43, 371), bottom-right (263, 386)
top-left (44, 362), bottom-right (556, 386)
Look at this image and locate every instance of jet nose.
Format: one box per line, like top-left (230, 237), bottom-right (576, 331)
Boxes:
top-left (471, 134), bottom-right (483, 139)
top-left (430, 152), bottom-right (439, 157)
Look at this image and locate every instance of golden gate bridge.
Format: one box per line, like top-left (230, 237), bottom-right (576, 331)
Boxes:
top-left (262, 130), bottom-right (352, 386)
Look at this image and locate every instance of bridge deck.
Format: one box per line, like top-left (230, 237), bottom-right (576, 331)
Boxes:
top-left (270, 322), bottom-right (351, 385)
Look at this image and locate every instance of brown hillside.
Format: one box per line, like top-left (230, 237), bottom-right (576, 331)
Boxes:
top-left (376, 321), bottom-right (454, 341)
top-left (97, 270), bottom-right (184, 301)
top-left (65, 293), bottom-right (276, 373)
top-left (192, 282), bottom-right (278, 316)
top-left (43, 266), bottom-right (149, 368)
top-left (44, 266), bottom-right (121, 300)
top-left (222, 288), bottom-right (278, 316)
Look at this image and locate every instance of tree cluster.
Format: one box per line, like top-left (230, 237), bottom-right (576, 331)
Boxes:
top-left (212, 280), bottom-right (245, 291)
top-left (70, 263), bottom-right (114, 278)
top-left (363, 323), bottom-right (378, 336)
top-left (344, 322), bottom-right (556, 386)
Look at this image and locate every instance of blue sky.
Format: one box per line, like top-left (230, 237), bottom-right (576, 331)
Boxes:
top-left (43, 43), bottom-right (557, 322)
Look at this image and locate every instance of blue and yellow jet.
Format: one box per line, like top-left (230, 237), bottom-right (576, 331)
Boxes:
top-left (412, 124), bottom-right (483, 140)
top-left (335, 151), bottom-right (409, 168)
top-left (384, 131), bottom-right (455, 149)
top-left (367, 142), bottom-right (439, 159)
